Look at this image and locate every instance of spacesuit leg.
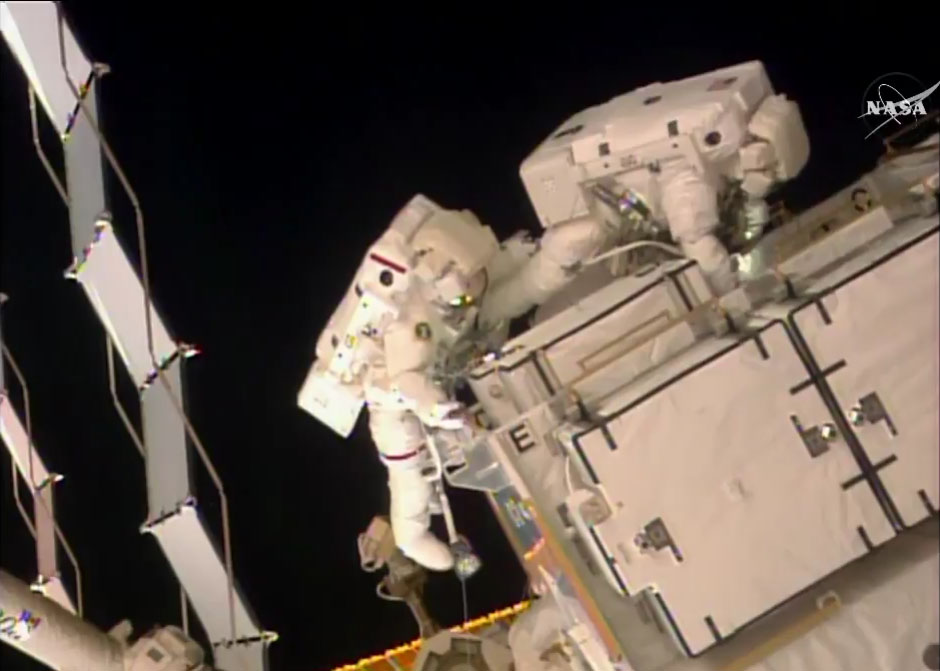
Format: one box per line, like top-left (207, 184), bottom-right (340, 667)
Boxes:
top-left (368, 406), bottom-right (455, 572)
top-left (478, 217), bottom-right (611, 328)
top-left (659, 166), bottom-right (738, 295)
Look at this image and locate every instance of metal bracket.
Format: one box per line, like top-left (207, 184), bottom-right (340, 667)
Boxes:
top-left (212, 631), bottom-right (280, 649)
top-left (636, 518), bottom-right (684, 563)
top-left (790, 415), bottom-right (838, 458)
top-left (849, 392), bottom-right (897, 436)
top-left (139, 495), bottom-right (198, 534)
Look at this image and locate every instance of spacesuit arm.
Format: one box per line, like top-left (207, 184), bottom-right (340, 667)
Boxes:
top-left (478, 217), bottom-right (610, 329)
top-left (383, 314), bottom-right (464, 430)
top-left (659, 165), bottom-right (737, 294)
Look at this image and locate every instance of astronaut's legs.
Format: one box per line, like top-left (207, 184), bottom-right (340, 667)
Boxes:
top-left (660, 166), bottom-right (738, 295)
top-left (368, 406), bottom-right (455, 572)
top-left (386, 465), bottom-right (455, 571)
top-left (478, 216), bottom-right (611, 328)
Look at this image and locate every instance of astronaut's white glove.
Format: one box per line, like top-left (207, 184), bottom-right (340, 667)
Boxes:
top-left (417, 400), bottom-right (467, 431)
top-left (391, 371), bottom-right (467, 430)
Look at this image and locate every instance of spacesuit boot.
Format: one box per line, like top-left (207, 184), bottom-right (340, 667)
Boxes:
top-left (387, 465), bottom-right (455, 571)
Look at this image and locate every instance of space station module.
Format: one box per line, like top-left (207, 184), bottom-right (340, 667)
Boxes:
top-left (298, 61), bottom-right (812, 572)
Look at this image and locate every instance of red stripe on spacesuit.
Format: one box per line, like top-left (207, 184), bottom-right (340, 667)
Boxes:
top-left (369, 253), bottom-right (407, 274)
top-left (379, 444), bottom-right (426, 461)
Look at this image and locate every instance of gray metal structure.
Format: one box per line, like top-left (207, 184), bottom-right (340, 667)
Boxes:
top-left (0, 3), bottom-right (272, 669)
top-left (0, 568), bottom-right (124, 671)
top-left (443, 135), bottom-right (939, 669)
top-left (0, 299), bottom-right (78, 616)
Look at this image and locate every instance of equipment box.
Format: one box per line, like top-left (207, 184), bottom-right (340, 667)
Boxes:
top-left (788, 224), bottom-right (939, 529)
top-left (571, 320), bottom-right (897, 656)
top-left (468, 261), bottom-right (712, 427)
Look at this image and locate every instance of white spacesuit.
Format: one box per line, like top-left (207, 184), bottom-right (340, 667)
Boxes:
top-left (519, 61), bottom-right (810, 295)
top-left (300, 63), bottom-right (810, 571)
top-left (298, 195), bottom-right (615, 570)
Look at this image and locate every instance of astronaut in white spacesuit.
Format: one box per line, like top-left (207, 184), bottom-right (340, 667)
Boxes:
top-left (301, 65), bottom-right (811, 572)
top-left (366, 200), bottom-right (620, 571)
top-left (633, 92), bottom-right (809, 294)
top-left (517, 64), bottom-right (811, 297)
top-left (298, 195), bottom-right (616, 571)
top-left (301, 102), bottom-right (807, 570)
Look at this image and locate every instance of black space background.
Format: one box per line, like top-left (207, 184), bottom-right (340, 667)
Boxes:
top-left (1, 5), bottom-right (937, 670)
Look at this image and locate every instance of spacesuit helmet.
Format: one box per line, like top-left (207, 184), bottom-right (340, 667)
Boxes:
top-left (410, 207), bottom-right (500, 311)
